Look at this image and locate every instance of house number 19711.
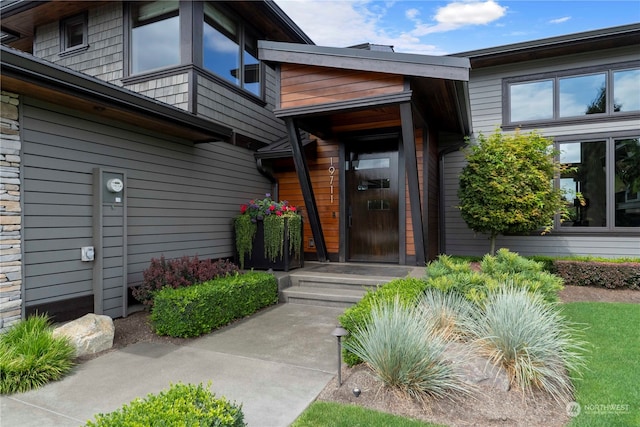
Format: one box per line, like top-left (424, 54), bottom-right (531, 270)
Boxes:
top-left (329, 157), bottom-right (335, 204)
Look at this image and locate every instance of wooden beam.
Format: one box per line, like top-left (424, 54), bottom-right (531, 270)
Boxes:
top-left (285, 118), bottom-right (328, 262)
top-left (399, 102), bottom-right (425, 265)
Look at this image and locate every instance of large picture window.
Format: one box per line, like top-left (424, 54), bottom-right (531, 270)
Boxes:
top-left (507, 64), bottom-right (640, 126)
top-left (558, 136), bottom-right (640, 229)
top-left (204, 2), bottom-right (261, 97)
top-left (131, 1), bottom-right (180, 74)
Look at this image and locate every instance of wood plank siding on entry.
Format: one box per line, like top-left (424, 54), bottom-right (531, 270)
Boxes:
top-left (280, 64), bottom-right (405, 110)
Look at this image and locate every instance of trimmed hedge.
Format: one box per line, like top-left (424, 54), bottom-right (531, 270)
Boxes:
top-left (554, 260), bottom-right (640, 290)
top-left (151, 272), bottom-right (278, 337)
top-left (85, 383), bottom-right (245, 427)
top-left (132, 256), bottom-right (239, 307)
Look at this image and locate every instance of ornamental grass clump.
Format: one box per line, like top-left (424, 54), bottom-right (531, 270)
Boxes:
top-left (417, 289), bottom-right (476, 342)
top-left (0, 314), bottom-right (75, 394)
top-left (464, 286), bottom-right (587, 403)
top-left (344, 297), bottom-right (470, 402)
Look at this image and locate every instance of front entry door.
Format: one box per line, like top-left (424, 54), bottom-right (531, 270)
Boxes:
top-left (346, 146), bottom-right (399, 262)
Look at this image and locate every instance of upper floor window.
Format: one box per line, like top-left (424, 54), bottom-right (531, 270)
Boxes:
top-left (506, 64), bottom-right (640, 125)
top-left (60, 14), bottom-right (87, 54)
top-left (131, 1), bottom-right (179, 74)
top-left (203, 2), bottom-right (261, 97)
top-left (558, 136), bottom-right (640, 230)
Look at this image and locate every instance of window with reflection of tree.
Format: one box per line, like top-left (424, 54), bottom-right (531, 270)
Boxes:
top-left (559, 137), bottom-right (640, 229)
top-left (507, 65), bottom-right (639, 125)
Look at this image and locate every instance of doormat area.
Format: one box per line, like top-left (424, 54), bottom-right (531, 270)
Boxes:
top-left (305, 264), bottom-right (412, 277)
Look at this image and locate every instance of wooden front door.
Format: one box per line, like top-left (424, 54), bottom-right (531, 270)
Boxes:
top-left (346, 146), bottom-right (399, 262)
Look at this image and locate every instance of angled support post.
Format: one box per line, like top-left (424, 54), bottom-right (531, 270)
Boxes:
top-left (284, 117), bottom-right (328, 262)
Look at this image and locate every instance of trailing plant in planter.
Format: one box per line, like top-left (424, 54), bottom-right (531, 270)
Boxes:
top-left (234, 194), bottom-right (302, 269)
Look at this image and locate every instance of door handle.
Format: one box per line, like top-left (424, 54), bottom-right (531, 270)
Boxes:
top-left (348, 215), bottom-right (352, 228)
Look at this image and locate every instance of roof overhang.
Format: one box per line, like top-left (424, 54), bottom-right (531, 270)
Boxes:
top-left (260, 41), bottom-right (469, 81)
top-left (259, 41), bottom-right (472, 136)
top-left (0, 45), bottom-right (233, 143)
top-left (451, 23), bottom-right (640, 68)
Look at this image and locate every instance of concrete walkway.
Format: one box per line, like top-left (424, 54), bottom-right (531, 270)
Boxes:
top-left (0, 304), bottom-right (345, 427)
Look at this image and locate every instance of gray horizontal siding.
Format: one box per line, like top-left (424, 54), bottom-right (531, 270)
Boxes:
top-left (442, 150), bottom-right (640, 258)
top-left (468, 45), bottom-right (640, 135)
top-left (22, 97), bottom-right (270, 308)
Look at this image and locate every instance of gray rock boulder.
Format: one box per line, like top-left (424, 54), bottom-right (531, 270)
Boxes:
top-left (444, 341), bottom-right (511, 392)
top-left (53, 313), bottom-right (115, 357)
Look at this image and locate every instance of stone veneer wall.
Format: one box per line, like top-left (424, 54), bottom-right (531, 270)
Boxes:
top-left (0, 91), bottom-right (22, 332)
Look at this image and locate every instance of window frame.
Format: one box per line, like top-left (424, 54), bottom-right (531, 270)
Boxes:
top-left (59, 13), bottom-right (88, 56)
top-left (202, 2), bottom-right (265, 99)
top-left (554, 131), bottom-right (640, 233)
top-left (503, 61), bottom-right (640, 129)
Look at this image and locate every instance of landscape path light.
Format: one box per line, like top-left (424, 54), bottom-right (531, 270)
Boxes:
top-left (331, 326), bottom-right (349, 387)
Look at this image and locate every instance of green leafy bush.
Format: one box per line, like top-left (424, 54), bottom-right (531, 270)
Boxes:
top-left (84, 382), bottom-right (245, 427)
top-left (132, 255), bottom-right (240, 307)
top-left (339, 277), bottom-right (429, 366)
top-left (151, 272), bottom-right (278, 337)
top-left (425, 249), bottom-right (563, 305)
top-left (554, 260), bottom-right (640, 290)
top-left (463, 287), bottom-right (587, 403)
top-left (344, 297), bottom-right (469, 401)
top-left (0, 314), bottom-right (75, 394)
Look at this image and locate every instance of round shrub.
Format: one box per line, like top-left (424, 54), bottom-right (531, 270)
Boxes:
top-left (85, 382), bottom-right (245, 427)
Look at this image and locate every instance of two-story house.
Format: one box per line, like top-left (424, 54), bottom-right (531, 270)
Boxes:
top-left (0, 0), bottom-right (638, 328)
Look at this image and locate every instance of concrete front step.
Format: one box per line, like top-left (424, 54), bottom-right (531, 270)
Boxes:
top-left (281, 285), bottom-right (368, 308)
top-left (288, 273), bottom-right (391, 291)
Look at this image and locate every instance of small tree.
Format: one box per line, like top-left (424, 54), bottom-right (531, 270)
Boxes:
top-left (458, 128), bottom-right (565, 255)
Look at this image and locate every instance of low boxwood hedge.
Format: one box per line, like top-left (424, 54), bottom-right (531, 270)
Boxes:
top-left (85, 382), bottom-right (245, 427)
top-left (151, 272), bottom-right (278, 338)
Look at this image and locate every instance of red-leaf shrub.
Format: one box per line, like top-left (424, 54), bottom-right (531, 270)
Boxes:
top-left (132, 256), bottom-right (240, 307)
top-left (554, 260), bottom-right (640, 290)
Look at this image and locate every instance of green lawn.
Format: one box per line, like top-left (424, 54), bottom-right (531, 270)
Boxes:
top-left (562, 302), bottom-right (640, 427)
top-left (293, 302), bottom-right (639, 427)
top-left (291, 401), bottom-right (443, 427)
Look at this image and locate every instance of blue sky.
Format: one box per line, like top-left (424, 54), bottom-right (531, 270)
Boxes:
top-left (274, 0), bottom-right (640, 55)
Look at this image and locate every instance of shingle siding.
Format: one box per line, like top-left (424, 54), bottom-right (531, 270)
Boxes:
top-left (33, 3), bottom-right (125, 85)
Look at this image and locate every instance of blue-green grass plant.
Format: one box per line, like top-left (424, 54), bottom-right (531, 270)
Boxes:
top-left (344, 296), bottom-right (471, 402)
top-left (464, 286), bottom-right (587, 403)
top-left (417, 289), bottom-right (477, 342)
top-left (0, 314), bottom-right (75, 394)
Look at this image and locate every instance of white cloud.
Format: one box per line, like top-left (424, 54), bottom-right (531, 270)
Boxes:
top-left (411, 0), bottom-right (507, 36)
top-left (550, 16), bottom-right (571, 24)
top-left (275, 0), bottom-right (447, 54)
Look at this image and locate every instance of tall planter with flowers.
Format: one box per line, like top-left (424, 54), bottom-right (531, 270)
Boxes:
top-left (234, 194), bottom-right (303, 271)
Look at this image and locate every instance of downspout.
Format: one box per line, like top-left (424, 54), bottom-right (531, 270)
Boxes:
top-left (256, 157), bottom-right (279, 201)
